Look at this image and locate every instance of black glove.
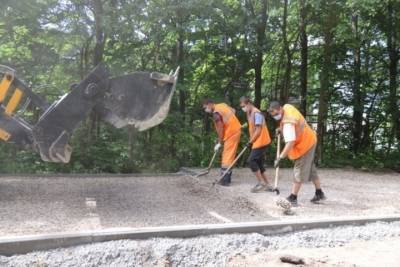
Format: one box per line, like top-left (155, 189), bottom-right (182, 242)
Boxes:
top-left (274, 157), bottom-right (281, 168)
top-left (246, 142), bottom-right (253, 149)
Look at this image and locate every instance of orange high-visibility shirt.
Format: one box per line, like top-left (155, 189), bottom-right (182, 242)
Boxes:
top-left (279, 104), bottom-right (317, 160)
top-left (247, 108), bottom-right (271, 149)
top-left (213, 103), bottom-right (241, 141)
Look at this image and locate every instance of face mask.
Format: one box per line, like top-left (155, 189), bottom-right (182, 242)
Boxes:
top-left (205, 107), bottom-right (212, 113)
top-left (241, 106), bottom-right (248, 112)
top-left (273, 113), bottom-right (282, 121)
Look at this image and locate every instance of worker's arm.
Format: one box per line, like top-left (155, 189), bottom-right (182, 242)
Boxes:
top-left (213, 112), bottom-right (224, 144)
top-left (249, 125), bottom-right (262, 144)
top-left (279, 141), bottom-right (295, 159)
top-left (215, 120), bottom-right (224, 144)
top-left (279, 123), bottom-right (296, 159)
top-left (248, 112), bottom-right (263, 145)
top-left (274, 123), bottom-right (296, 167)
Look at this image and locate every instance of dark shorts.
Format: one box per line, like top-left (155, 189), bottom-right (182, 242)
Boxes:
top-left (247, 146), bottom-right (267, 172)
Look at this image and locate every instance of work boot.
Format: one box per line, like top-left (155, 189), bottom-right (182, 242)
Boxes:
top-left (251, 183), bottom-right (266, 193)
top-left (286, 194), bottom-right (298, 206)
top-left (310, 190), bottom-right (326, 203)
top-left (217, 168), bottom-right (231, 186)
top-left (226, 170), bottom-right (232, 184)
top-left (264, 184), bottom-right (274, 192)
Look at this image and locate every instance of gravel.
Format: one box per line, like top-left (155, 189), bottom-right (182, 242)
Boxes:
top-left (0, 175), bottom-right (268, 236)
top-left (2, 221), bottom-right (400, 266)
top-left (0, 168), bottom-right (399, 237)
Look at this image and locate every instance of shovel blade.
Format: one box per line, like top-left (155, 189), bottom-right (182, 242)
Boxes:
top-left (195, 169), bottom-right (210, 178)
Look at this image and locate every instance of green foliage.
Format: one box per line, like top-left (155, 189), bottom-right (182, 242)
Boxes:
top-left (0, 0), bottom-right (399, 173)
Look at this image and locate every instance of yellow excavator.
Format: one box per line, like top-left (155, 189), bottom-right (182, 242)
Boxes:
top-left (0, 63), bottom-right (179, 163)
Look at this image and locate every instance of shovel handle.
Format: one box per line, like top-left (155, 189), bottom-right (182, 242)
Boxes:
top-left (218, 146), bottom-right (248, 181)
top-left (207, 149), bottom-right (218, 170)
top-left (274, 133), bottom-right (281, 189)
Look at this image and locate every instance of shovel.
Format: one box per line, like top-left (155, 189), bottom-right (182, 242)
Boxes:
top-left (213, 146), bottom-right (248, 186)
top-left (273, 133), bottom-right (281, 195)
top-left (194, 149), bottom-right (219, 178)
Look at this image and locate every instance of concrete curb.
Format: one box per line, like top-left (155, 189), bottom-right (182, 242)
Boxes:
top-left (1, 215), bottom-right (400, 256)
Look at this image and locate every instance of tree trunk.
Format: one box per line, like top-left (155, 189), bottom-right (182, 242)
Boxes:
top-left (253, 0), bottom-right (268, 108)
top-left (387, 0), bottom-right (399, 149)
top-left (274, 49), bottom-right (285, 100)
top-left (254, 51), bottom-right (263, 108)
top-left (128, 126), bottom-right (136, 172)
top-left (317, 0), bottom-right (337, 162)
top-left (176, 32), bottom-right (185, 115)
top-left (90, 0), bottom-right (105, 140)
top-left (92, 0), bottom-right (105, 66)
top-left (351, 14), bottom-right (363, 154)
top-left (299, 0), bottom-right (308, 115)
top-left (280, 0), bottom-right (291, 104)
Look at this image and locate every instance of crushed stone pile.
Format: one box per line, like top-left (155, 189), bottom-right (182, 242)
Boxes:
top-left (1, 221), bottom-right (400, 267)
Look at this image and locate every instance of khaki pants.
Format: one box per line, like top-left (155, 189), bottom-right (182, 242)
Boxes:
top-left (293, 144), bottom-right (318, 183)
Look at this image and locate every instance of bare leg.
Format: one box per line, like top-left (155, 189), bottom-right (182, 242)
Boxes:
top-left (260, 172), bottom-right (270, 184)
top-left (312, 177), bottom-right (321, 190)
top-left (291, 181), bottom-right (302, 195)
top-left (254, 170), bottom-right (266, 184)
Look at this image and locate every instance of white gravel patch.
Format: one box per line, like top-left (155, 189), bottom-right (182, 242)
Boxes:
top-left (2, 221), bottom-right (400, 267)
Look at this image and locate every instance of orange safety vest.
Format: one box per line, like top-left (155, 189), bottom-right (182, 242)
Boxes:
top-left (280, 104), bottom-right (317, 160)
top-left (213, 103), bottom-right (241, 141)
top-left (247, 108), bottom-right (271, 149)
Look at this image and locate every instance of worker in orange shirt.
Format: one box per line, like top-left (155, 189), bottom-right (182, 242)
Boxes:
top-left (267, 101), bottom-right (326, 206)
top-left (239, 96), bottom-right (273, 193)
top-left (202, 98), bottom-right (241, 186)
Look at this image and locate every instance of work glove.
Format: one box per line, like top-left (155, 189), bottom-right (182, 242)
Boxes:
top-left (214, 142), bottom-right (222, 152)
top-left (274, 157), bottom-right (281, 168)
top-left (246, 142), bottom-right (253, 149)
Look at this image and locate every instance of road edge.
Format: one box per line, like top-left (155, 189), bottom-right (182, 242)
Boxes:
top-left (1, 215), bottom-right (399, 256)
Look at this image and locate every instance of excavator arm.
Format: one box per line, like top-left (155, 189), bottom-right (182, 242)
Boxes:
top-left (0, 63), bottom-right (178, 163)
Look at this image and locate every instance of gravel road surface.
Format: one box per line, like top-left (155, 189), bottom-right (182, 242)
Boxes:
top-left (0, 174), bottom-right (266, 236)
top-left (0, 168), bottom-right (399, 236)
top-left (195, 168), bottom-right (400, 219)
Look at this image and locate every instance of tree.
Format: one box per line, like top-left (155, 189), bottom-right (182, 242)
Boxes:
top-left (350, 12), bottom-right (363, 153)
top-left (299, 0), bottom-right (308, 115)
top-left (246, 0), bottom-right (268, 108)
top-left (316, 0), bottom-right (338, 162)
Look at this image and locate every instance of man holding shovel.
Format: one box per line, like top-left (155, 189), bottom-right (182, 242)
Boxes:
top-left (202, 98), bottom-right (241, 186)
top-left (268, 101), bottom-right (326, 206)
top-left (239, 96), bottom-right (273, 193)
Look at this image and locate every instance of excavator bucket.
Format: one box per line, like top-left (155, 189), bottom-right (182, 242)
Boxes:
top-left (97, 67), bottom-right (179, 130)
top-left (0, 63), bottom-right (179, 163)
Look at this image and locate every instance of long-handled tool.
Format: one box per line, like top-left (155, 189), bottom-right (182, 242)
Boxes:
top-left (273, 133), bottom-right (281, 195)
top-left (213, 146), bottom-right (248, 186)
top-left (195, 149), bottom-right (219, 178)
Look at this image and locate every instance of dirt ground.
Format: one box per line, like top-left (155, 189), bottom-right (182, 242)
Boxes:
top-left (227, 237), bottom-right (400, 267)
top-left (0, 168), bottom-right (399, 236)
top-left (199, 168), bottom-right (400, 219)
